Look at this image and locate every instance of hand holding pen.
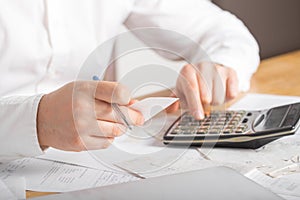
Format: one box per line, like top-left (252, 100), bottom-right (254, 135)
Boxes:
top-left (93, 75), bottom-right (140, 130)
top-left (37, 78), bottom-right (144, 152)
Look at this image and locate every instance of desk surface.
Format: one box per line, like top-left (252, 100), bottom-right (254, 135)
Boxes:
top-left (27, 50), bottom-right (300, 199)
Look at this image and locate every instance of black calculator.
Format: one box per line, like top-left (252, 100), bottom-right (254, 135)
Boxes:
top-left (163, 102), bottom-right (300, 149)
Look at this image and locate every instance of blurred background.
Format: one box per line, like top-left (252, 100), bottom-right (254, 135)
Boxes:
top-left (213, 0), bottom-right (300, 59)
top-left (115, 0), bottom-right (300, 97)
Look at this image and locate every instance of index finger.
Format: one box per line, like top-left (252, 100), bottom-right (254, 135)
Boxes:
top-left (179, 65), bottom-right (204, 119)
top-left (95, 81), bottom-right (131, 105)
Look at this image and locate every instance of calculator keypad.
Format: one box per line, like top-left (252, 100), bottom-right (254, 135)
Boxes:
top-left (169, 111), bottom-right (251, 136)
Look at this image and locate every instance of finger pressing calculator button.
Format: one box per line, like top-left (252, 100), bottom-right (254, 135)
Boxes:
top-left (196, 129), bottom-right (206, 134)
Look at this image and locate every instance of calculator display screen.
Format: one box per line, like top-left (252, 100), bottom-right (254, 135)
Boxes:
top-left (254, 103), bottom-right (300, 132)
top-left (264, 106), bottom-right (288, 129)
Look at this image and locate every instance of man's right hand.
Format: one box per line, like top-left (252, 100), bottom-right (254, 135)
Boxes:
top-left (37, 81), bottom-right (144, 151)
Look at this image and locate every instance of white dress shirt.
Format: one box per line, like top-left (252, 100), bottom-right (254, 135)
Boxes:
top-left (0, 0), bottom-right (259, 160)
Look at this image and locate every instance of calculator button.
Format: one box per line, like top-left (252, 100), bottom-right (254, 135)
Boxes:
top-left (242, 118), bottom-right (248, 123)
top-left (187, 123), bottom-right (198, 127)
top-left (228, 121), bottom-right (238, 126)
top-left (222, 129), bottom-right (231, 134)
top-left (235, 129), bottom-right (244, 133)
top-left (237, 125), bottom-right (248, 130)
top-left (232, 116), bottom-right (241, 121)
top-left (225, 125), bottom-right (234, 129)
top-left (171, 129), bottom-right (181, 134)
top-left (213, 125), bottom-right (225, 130)
top-left (208, 129), bottom-right (220, 134)
top-left (215, 121), bottom-right (226, 126)
top-left (196, 129), bottom-right (206, 134)
top-left (177, 126), bottom-right (191, 130)
top-left (200, 126), bottom-right (209, 131)
top-left (218, 117), bottom-right (227, 121)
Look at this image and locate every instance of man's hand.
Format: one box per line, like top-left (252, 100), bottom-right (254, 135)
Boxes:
top-left (37, 81), bottom-right (144, 151)
top-left (168, 63), bottom-right (239, 119)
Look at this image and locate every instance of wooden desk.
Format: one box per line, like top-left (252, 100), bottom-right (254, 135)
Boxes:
top-left (250, 50), bottom-right (300, 96)
top-left (27, 50), bottom-right (300, 199)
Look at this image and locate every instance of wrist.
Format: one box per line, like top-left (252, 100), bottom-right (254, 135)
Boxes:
top-left (36, 94), bottom-right (50, 149)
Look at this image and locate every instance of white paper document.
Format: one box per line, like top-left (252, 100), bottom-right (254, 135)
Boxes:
top-left (0, 180), bottom-right (16, 200)
top-left (0, 177), bottom-right (25, 200)
top-left (39, 148), bottom-right (112, 171)
top-left (245, 168), bottom-right (300, 199)
top-left (130, 97), bottom-right (178, 122)
top-left (115, 149), bottom-right (217, 178)
top-left (0, 158), bottom-right (139, 192)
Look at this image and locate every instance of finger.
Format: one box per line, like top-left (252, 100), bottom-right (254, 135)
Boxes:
top-left (129, 99), bottom-right (139, 105)
top-left (196, 71), bottom-right (212, 106)
top-left (83, 137), bottom-right (115, 150)
top-left (118, 106), bottom-right (144, 126)
top-left (196, 74), bottom-right (212, 116)
top-left (94, 120), bottom-right (127, 137)
top-left (179, 65), bottom-right (204, 119)
top-left (166, 101), bottom-right (180, 113)
top-left (94, 100), bottom-right (144, 126)
top-left (166, 93), bottom-right (180, 113)
top-left (174, 85), bottom-right (187, 109)
top-left (226, 69), bottom-right (239, 101)
top-left (95, 81), bottom-right (131, 105)
top-left (211, 66), bottom-right (227, 105)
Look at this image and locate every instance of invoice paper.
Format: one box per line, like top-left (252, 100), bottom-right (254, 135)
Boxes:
top-left (114, 149), bottom-right (218, 178)
top-left (0, 158), bottom-right (139, 192)
top-left (245, 168), bottom-right (300, 199)
top-left (0, 177), bottom-right (25, 200)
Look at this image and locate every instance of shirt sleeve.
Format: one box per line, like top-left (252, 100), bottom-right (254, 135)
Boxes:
top-left (124, 0), bottom-right (260, 91)
top-left (0, 94), bottom-right (44, 161)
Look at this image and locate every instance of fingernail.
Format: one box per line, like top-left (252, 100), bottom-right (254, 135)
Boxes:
top-left (193, 110), bottom-right (204, 119)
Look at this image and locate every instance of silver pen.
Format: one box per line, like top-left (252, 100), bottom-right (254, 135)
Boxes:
top-left (112, 103), bottom-right (132, 130)
top-left (92, 75), bottom-right (132, 130)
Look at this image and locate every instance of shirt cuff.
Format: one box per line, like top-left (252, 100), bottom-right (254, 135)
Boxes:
top-left (0, 94), bottom-right (45, 161)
